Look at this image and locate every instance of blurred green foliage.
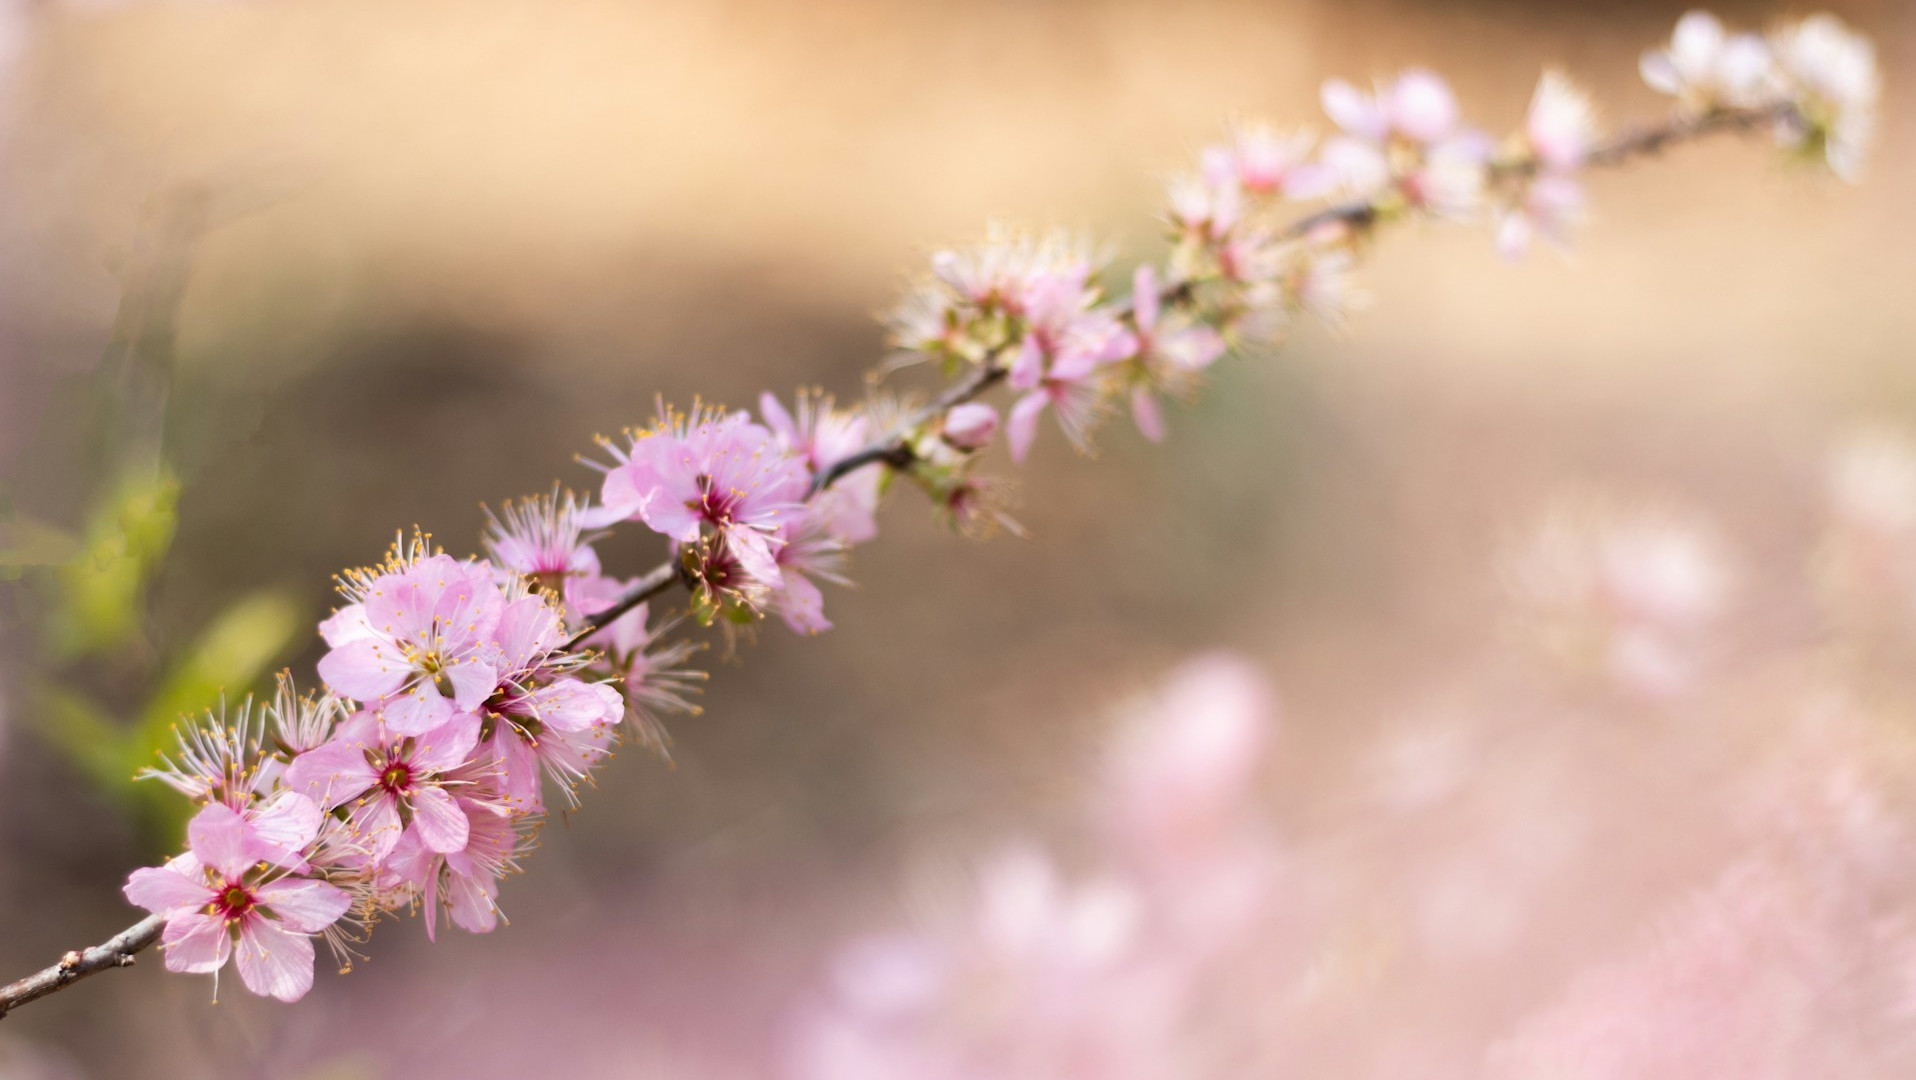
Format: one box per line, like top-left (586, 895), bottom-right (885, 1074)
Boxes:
top-left (9, 461), bottom-right (304, 845)
top-left (1, 191), bottom-right (308, 850)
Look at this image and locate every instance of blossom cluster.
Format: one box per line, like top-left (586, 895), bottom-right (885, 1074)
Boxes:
top-left (112, 8), bottom-right (1876, 1005)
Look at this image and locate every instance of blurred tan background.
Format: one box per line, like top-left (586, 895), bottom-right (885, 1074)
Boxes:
top-left (0, 0), bottom-right (1909, 1076)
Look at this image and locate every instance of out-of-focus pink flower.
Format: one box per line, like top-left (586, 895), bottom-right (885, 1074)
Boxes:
top-left (124, 802), bottom-right (351, 1003)
top-left (1525, 71), bottom-right (1598, 173)
top-left (1104, 652), bottom-right (1273, 869)
top-left (1770, 14), bottom-right (1878, 180)
top-left (1496, 174), bottom-right (1585, 259)
top-left (762, 505), bottom-right (851, 636)
top-left (1004, 270), bottom-right (1137, 462)
top-left (1504, 497), bottom-right (1732, 698)
top-left (1201, 123), bottom-right (1328, 199)
top-left (317, 548), bottom-right (505, 736)
top-left (1322, 69), bottom-right (1460, 146)
top-left (1126, 265), bottom-right (1226, 443)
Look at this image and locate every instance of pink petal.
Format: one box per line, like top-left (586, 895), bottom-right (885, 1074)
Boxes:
top-left (598, 463), bottom-right (653, 523)
top-left (284, 738), bottom-right (379, 812)
top-left (1008, 335), bottom-right (1046, 392)
top-left (487, 730), bottom-right (546, 814)
top-left (1321, 78), bottom-right (1385, 140)
top-left (758, 391), bottom-right (798, 446)
top-left (235, 918), bottom-right (316, 1002)
top-left (522, 678), bottom-right (615, 732)
top-left (351, 794), bottom-right (405, 861)
top-left (410, 785), bottom-right (472, 855)
top-left (446, 873), bottom-right (500, 935)
top-left (124, 866), bottom-right (212, 916)
top-left (161, 912), bottom-right (231, 975)
top-left (1007, 392), bottom-right (1049, 464)
top-left (410, 712), bottom-right (482, 772)
top-left (728, 528), bottom-right (785, 589)
top-left (775, 572), bottom-right (832, 635)
top-left (429, 560), bottom-right (504, 639)
top-left (317, 603), bottom-right (375, 648)
top-left (495, 596), bottom-right (561, 672)
top-left (1131, 387), bottom-right (1166, 443)
top-left (1388, 69), bottom-right (1458, 143)
top-left (315, 639), bottom-right (408, 703)
top-left (443, 656), bottom-right (500, 713)
top-left (1132, 265), bottom-right (1160, 334)
top-left (247, 791), bottom-right (323, 870)
top-left (375, 683), bottom-right (453, 737)
top-left (255, 878), bottom-right (352, 934)
top-left (362, 567), bottom-right (431, 650)
top-left (187, 802), bottom-right (254, 881)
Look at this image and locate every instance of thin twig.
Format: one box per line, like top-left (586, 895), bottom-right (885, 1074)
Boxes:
top-left (562, 557), bottom-right (690, 651)
top-left (0, 914), bottom-right (165, 1020)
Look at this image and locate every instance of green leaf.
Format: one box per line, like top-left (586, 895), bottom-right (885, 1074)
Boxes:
top-left (43, 465), bottom-right (181, 658)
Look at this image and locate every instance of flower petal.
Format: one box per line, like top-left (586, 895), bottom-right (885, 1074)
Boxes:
top-left (248, 791), bottom-right (324, 870)
top-left (1007, 392), bottom-right (1049, 464)
top-left (315, 639), bottom-right (408, 702)
top-left (235, 918), bottom-right (316, 1003)
top-left (187, 803), bottom-right (254, 881)
top-left (161, 912), bottom-right (231, 975)
top-left (256, 878), bottom-right (353, 935)
top-left (410, 785), bottom-right (472, 855)
top-left (284, 738), bottom-right (379, 812)
top-left (124, 865), bottom-right (212, 916)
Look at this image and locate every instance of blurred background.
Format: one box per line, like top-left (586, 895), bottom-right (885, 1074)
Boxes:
top-left (0, 0), bottom-right (1909, 1076)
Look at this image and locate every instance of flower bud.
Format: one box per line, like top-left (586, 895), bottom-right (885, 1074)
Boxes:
top-left (941, 402), bottom-right (1000, 452)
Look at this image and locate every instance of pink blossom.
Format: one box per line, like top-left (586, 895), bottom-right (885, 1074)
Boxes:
top-left (1168, 172), bottom-right (1243, 242)
top-left (760, 390), bottom-right (880, 545)
top-left (1125, 265), bottom-right (1225, 442)
top-left (1104, 653), bottom-right (1273, 871)
top-left (1770, 14), bottom-right (1878, 180)
top-left (598, 402), bottom-right (809, 588)
top-left (1496, 174), bottom-right (1585, 259)
top-left (282, 712), bottom-right (481, 860)
top-left (1639, 11), bottom-right (1774, 111)
top-left (477, 592), bottom-right (622, 811)
top-left (763, 505), bottom-right (851, 636)
top-left (379, 790), bottom-right (528, 941)
top-left (590, 600), bottom-right (706, 754)
top-left (1202, 123), bottom-right (1326, 199)
top-left (1322, 69), bottom-right (1460, 146)
top-left (1525, 70), bottom-right (1598, 173)
top-left (1004, 271), bottom-right (1138, 462)
top-left (316, 549), bottom-right (505, 737)
top-left (484, 489), bottom-right (615, 620)
top-left (123, 802), bottom-right (351, 1002)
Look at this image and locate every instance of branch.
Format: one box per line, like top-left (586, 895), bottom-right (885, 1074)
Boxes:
top-left (561, 556), bottom-right (690, 652)
top-left (560, 102), bottom-right (1801, 646)
top-left (0, 914), bottom-right (164, 1021)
